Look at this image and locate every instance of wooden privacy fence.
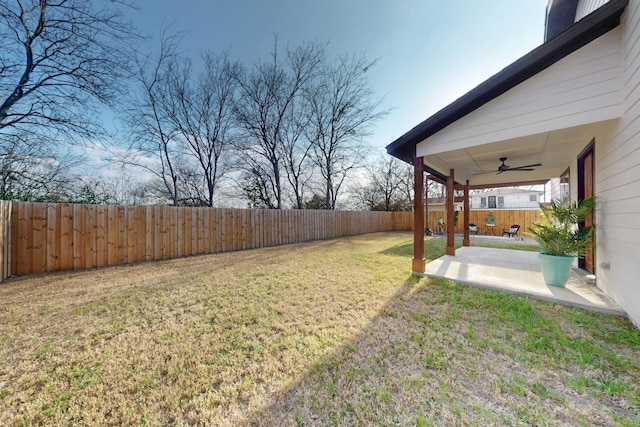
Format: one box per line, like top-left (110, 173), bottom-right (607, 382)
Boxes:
top-left (0, 202), bottom-right (542, 280)
top-left (8, 202), bottom-right (413, 277)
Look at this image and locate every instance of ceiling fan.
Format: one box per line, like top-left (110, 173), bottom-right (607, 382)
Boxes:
top-left (474, 157), bottom-right (542, 175)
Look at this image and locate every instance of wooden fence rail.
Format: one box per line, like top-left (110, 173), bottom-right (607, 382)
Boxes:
top-left (0, 202), bottom-right (542, 280)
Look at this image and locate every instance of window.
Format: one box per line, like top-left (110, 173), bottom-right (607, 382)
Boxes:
top-left (498, 196), bottom-right (504, 207)
top-left (480, 197), bottom-right (486, 208)
top-left (529, 195), bottom-right (537, 202)
top-left (488, 196), bottom-right (496, 208)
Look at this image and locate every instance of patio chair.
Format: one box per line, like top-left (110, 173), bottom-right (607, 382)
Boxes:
top-left (502, 224), bottom-right (520, 238)
top-left (469, 223), bottom-right (479, 235)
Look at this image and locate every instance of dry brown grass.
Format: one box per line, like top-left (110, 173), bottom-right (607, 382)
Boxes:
top-left (1, 232), bottom-right (639, 426)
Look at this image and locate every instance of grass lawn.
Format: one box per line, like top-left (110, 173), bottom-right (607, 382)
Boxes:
top-left (1, 232), bottom-right (639, 426)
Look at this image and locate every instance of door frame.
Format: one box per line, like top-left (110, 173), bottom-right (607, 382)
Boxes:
top-left (577, 139), bottom-right (595, 273)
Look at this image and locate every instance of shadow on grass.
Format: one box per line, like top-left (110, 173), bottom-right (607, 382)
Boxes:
top-left (6, 232), bottom-right (637, 426)
top-left (246, 275), bottom-right (430, 425)
top-left (382, 235), bottom-right (538, 260)
top-left (245, 237), bottom-right (639, 425)
top-left (380, 235), bottom-right (451, 261)
top-left (245, 264), bottom-right (640, 426)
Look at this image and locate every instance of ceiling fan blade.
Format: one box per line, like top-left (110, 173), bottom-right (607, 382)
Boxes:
top-left (474, 159), bottom-right (541, 175)
top-left (511, 163), bottom-right (542, 169)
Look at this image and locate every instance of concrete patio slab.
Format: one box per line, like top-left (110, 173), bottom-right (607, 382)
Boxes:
top-left (424, 246), bottom-right (625, 316)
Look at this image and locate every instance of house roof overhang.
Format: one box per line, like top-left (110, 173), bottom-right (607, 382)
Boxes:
top-left (386, 0), bottom-right (628, 166)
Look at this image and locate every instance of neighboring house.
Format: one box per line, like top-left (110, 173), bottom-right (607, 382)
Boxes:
top-left (387, 0), bottom-right (640, 326)
top-left (425, 197), bottom-right (463, 211)
top-left (470, 188), bottom-right (544, 210)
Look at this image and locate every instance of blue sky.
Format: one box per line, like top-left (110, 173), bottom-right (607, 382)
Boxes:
top-left (130, 0), bottom-right (549, 153)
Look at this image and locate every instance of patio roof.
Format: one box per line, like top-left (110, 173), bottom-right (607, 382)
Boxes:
top-left (386, 0), bottom-right (628, 173)
top-left (423, 243), bottom-right (624, 316)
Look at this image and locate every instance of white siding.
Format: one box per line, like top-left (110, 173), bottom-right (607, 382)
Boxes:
top-left (548, 178), bottom-right (562, 200)
top-left (595, 1), bottom-right (640, 327)
top-left (416, 28), bottom-right (623, 157)
top-left (576, 0), bottom-right (611, 21)
top-left (413, 1), bottom-right (640, 326)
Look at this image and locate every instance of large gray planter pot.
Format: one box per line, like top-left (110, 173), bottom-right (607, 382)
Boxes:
top-left (538, 253), bottom-right (575, 287)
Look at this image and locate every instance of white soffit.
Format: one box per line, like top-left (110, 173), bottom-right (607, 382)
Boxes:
top-left (416, 28), bottom-right (622, 159)
top-left (423, 119), bottom-right (618, 186)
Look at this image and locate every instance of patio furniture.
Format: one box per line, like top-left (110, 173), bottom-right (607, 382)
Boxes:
top-left (469, 223), bottom-right (479, 235)
top-left (502, 224), bottom-right (520, 238)
top-left (485, 213), bottom-right (496, 235)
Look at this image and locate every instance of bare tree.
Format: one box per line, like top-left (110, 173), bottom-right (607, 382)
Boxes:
top-left (281, 91), bottom-right (315, 209)
top-left (233, 38), bottom-right (324, 209)
top-left (398, 161), bottom-right (415, 206)
top-left (238, 168), bottom-right (275, 209)
top-left (98, 170), bottom-right (155, 205)
top-left (0, 0), bottom-right (137, 142)
top-left (305, 54), bottom-right (386, 210)
top-left (0, 133), bottom-right (77, 201)
top-left (162, 52), bottom-right (240, 207)
top-left (356, 155), bottom-right (411, 211)
top-left (122, 31), bottom-right (182, 205)
top-left (69, 178), bottom-right (112, 204)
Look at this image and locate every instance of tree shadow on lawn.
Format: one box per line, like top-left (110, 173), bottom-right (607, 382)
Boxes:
top-left (3, 232), bottom-right (636, 426)
top-left (245, 274), bottom-right (640, 426)
top-left (382, 235), bottom-right (538, 260)
top-left (381, 235), bottom-right (449, 261)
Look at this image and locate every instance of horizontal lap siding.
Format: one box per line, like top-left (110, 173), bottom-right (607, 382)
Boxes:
top-left (595, 2), bottom-right (640, 327)
top-left (418, 29), bottom-right (623, 156)
top-left (7, 203), bottom-right (413, 277)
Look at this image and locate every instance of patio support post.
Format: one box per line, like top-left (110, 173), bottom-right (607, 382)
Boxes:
top-left (446, 169), bottom-right (455, 255)
top-left (463, 179), bottom-right (470, 247)
top-left (412, 157), bottom-right (425, 273)
top-left (425, 175), bottom-right (429, 234)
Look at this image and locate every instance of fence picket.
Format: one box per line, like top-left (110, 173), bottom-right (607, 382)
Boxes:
top-left (145, 206), bottom-right (154, 261)
top-left (96, 205), bottom-right (106, 267)
top-left (29, 203), bottom-right (45, 274)
top-left (106, 205), bottom-right (116, 266)
top-left (135, 206), bottom-right (145, 262)
top-left (59, 204), bottom-right (73, 270)
top-left (2, 202), bottom-right (11, 279)
top-left (84, 205), bottom-right (97, 269)
top-left (125, 206), bottom-right (136, 263)
top-left (72, 204), bottom-right (82, 270)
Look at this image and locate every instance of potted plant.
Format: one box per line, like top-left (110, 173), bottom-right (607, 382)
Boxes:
top-left (528, 196), bottom-right (596, 287)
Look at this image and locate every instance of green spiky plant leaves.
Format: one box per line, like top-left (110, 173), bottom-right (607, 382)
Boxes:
top-left (528, 197), bottom-right (596, 257)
